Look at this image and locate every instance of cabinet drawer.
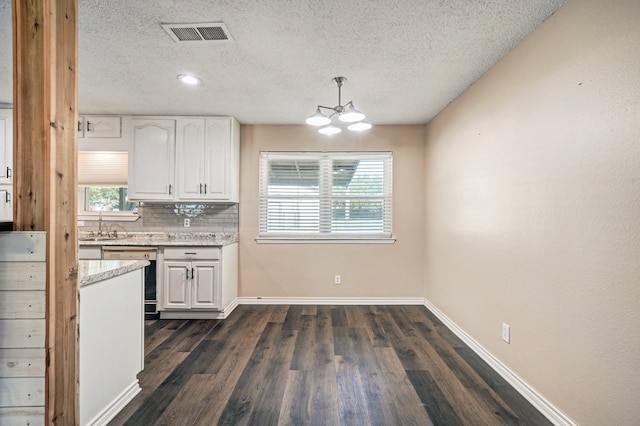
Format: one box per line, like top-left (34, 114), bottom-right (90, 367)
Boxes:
top-left (78, 246), bottom-right (102, 260)
top-left (163, 247), bottom-right (219, 260)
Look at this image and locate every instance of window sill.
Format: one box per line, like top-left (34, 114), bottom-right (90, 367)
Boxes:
top-left (78, 212), bottom-right (140, 222)
top-left (255, 237), bottom-right (396, 244)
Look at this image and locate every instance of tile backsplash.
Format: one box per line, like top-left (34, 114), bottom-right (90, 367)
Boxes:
top-left (78, 203), bottom-right (238, 234)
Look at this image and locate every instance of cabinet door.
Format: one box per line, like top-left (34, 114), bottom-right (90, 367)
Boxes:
top-left (0, 109), bottom-right (12, 184)
top-left (83, 116), bottom-right (121, 138)
top-left (0, 185), bottom-right (11, 222)
top-left (163, 261), bottom-right (191, 309)
top-left (191, 261), bottom-right (219, 309)
top-left (203, 118), bottom-right (230, 200)
top-left (176, 119), bottom-right (206, 200)
top-left (129, 119), bottom-right (175, 200)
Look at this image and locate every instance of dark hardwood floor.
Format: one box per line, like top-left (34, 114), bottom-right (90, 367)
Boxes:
top-left (108, 305), bottom-right (552, 426)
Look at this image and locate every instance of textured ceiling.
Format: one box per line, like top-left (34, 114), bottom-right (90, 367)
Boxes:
top-left (0, 0), bottom-right (565, 125)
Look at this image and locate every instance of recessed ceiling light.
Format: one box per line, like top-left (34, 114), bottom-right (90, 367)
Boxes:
top-left (177, 74), bottom-right (201, 86)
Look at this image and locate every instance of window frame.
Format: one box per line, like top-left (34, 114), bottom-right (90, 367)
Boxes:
top-left (77, 186), bottom-right (139, 222)
top-left (257, 151), bottom-right (395, 244)
top-left (77, 150), bottom-right (139, 222)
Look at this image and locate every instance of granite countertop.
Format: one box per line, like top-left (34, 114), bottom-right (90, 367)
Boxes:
top-left (79, 259), bottom-right (150, 287)
top-left (78, 232), bottom-right (238, 247)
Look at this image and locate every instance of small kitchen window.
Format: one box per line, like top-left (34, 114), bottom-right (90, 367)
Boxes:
top-left (78, 151), bottom-right (138, 220)
top-left (82, 187), bottom-right (136, 212)
top-left (257, 151), bottom-right (394, 243)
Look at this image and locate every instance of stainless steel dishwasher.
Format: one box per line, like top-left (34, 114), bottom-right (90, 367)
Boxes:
top-left (102, 246), bottom-right (159, 319)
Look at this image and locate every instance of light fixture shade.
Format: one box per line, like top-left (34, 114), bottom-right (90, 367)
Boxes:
top-left (318, 125), bottom-right (342, 135)
top-left (348, 121), bottom-right (372, 131)
top-left (305, 108), bottom-right (331, 126)
top-left (338, 104), bottom-right (365, 123)
top-left (177, 73), bottom-right (201, 85)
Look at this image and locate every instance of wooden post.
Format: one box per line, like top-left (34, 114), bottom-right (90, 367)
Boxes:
top-left (12, 0), bottom-right (79, 424)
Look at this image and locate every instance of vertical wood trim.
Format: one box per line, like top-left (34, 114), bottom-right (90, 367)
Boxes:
top-left (12, 0), bottom-right (79, 424)
top-left (50, 1), bottom-right (79, 423)
top-left (12, 0), bottom-right (50, 231)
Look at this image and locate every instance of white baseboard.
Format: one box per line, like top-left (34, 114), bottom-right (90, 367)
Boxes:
top-left (423, 299), bottom-right (575, 426)
top-left (160, 310), bottom-right (231, 319)
top-left (160, 298), bottom-right (240, 320)
top-left (238, 296), bottom-right (425, 305)
top-left (223, 297), bottom-right (240, 314)
top-left (86, 380), bottom-right (141, 426)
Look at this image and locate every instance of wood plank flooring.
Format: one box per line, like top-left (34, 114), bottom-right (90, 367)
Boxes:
top-left (108, 305), bottom-right (552, 426)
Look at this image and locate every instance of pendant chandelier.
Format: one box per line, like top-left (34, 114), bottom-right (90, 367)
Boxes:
top-left (305, 77), bottom-right (372, 135)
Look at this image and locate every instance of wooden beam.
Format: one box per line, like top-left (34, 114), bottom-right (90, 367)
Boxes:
top-left (12, 0), bottom-right (79, 424)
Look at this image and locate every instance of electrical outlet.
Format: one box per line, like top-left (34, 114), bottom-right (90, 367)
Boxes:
top-left (184, 218), bottom-right (190, 227)
top-left (334, 275), bottom-right (341, 285)
top-left (502, 323), bottom-right (510, 343)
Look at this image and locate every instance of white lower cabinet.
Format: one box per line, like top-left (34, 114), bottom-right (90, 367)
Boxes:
top-left (192, 262), bottom-right (218, 308)
top-left (159, 244), bottom-right (237, 318)
top-left (163, 260), bottom-right (218, 309)
top-left (164, 261), bottom-right (190, 308)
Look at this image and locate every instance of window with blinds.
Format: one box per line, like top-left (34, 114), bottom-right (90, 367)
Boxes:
top-left (78, 151), bottom-right (128, 186)
top-left (78, 151), bottom-right (137, 213)
top-left (259, 152), bottom-right (393, 238)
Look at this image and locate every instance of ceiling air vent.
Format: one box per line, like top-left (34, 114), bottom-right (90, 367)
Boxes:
top-left (161, 23), bottom-right (233, 43)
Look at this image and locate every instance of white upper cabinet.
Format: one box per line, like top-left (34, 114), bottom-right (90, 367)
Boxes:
top-left (204, 119), bottom-right (234, 200)
top-left (0, 109), bottom-right (13, 184)
top-left (175, 117), bottom-right (238, 202)
top-left (175, 119), bottom-right (205, 200)
top-left (128, 118), bottom-right (176, 201)
top-left (78, 115), bottom-right (121, 139)
top-left (127, 116), bottom-right (238, 203)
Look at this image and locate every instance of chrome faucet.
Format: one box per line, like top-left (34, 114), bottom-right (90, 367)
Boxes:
top-left (88, 212), bottom-right (123, 239)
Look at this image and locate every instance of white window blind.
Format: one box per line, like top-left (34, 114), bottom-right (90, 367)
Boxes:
top-left (78, 151), bottom-right (128, 186)
top-left (259, 152), bottom-right (392, 238)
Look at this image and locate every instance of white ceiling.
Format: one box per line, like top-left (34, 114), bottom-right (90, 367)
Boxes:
top-left (0, 0), bottom-right (565, 125)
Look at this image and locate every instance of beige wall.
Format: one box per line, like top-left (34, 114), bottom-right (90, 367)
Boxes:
top-left (424, 0), bottom-right (640, 424)
top-left (239, 125), bottom-right (425, 298)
